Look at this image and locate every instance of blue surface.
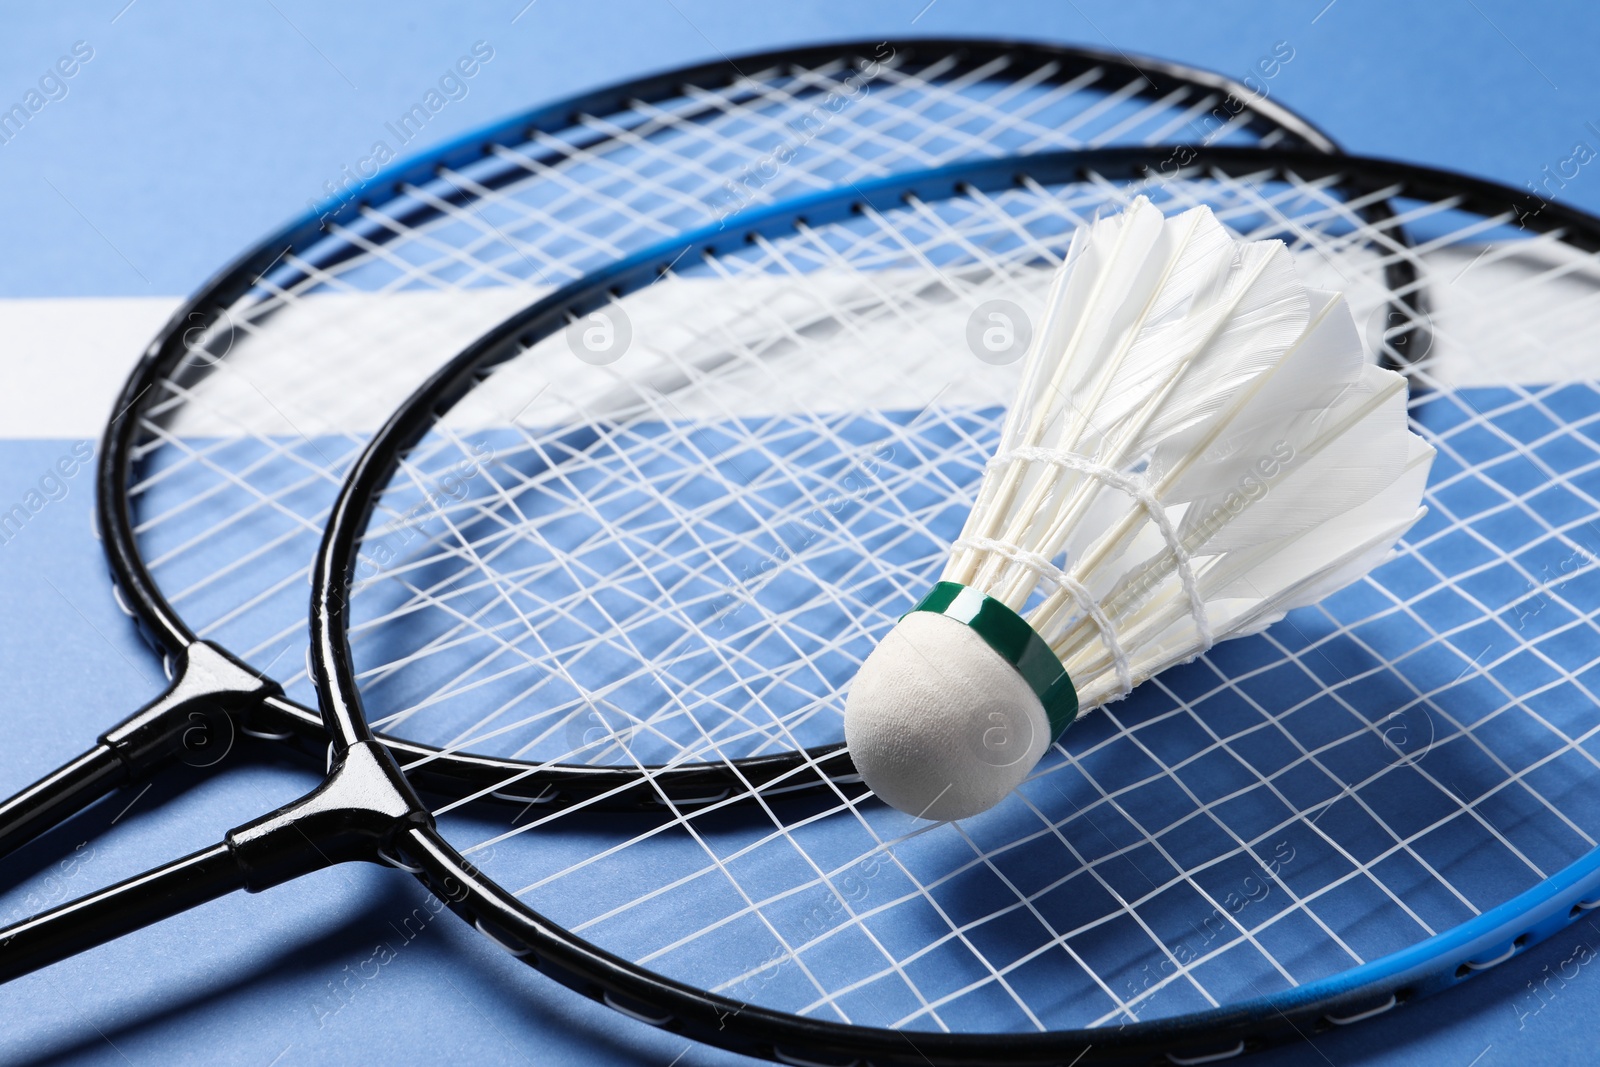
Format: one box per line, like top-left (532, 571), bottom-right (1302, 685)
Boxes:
top-left (3, 2), bottom-right (1600, 1065)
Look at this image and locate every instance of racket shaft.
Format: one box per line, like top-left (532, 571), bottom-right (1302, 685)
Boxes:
top-left (0, 842), bottom-right (246, 983)
top-left (0, 745), bottom-right (125, 861)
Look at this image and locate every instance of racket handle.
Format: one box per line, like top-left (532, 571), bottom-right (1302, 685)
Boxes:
top-left (0, 642), bottom-right (277, 863)
top-left (0, 842), bottom-right (248, 983)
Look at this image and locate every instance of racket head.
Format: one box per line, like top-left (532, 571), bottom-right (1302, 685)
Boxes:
top-left (308, 148), bottom-right (1600, 1063)
top-left (94, 38), bottom-right (1337, 798)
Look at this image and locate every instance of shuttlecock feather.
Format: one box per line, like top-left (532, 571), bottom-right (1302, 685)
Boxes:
top-left (844, 197), bottom-right (1435, 821)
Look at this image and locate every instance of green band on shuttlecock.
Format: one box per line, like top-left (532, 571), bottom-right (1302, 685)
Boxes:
top-left (907, 582), bottom-right (1080, 742)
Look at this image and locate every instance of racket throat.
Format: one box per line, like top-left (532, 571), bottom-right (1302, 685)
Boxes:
top-left (0, 641), bottom-right (277, 863)
top-left (0, 741), bottom-right (430, 984)
top-left (99, 640), bottom-right (279, 774)
top-left (225, 740), bottom-right (433, 892)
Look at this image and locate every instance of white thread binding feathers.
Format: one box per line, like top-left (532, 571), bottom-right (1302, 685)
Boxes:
top-left (843, 196), bottom-right (1436, 822)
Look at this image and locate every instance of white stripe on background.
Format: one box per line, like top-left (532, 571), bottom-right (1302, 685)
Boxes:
top-left (0, 297), bottom-right (180, 438)
top-left (0, 249), bottom-right (1586, 439)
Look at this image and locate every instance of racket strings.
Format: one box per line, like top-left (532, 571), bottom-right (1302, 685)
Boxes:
top-left (363, 422), bottom-right (908, 761)
top-left (342, 55), bottom-right (1253, 303)
top-left (379, 54), bottom-right (1191, 295)
top-left (298, 54), bottom-right (1278, 302)
top-left (375, 427), bottom-right (804, 760)
top-left (1388, 395), bottom-right (1600, 759)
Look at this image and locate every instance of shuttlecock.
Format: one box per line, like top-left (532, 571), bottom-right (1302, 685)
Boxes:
top-left (844, 197), bottom-right (1435, 821)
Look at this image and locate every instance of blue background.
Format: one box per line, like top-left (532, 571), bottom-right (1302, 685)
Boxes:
top-left (1, 2), bottom-right (1598, 1064)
